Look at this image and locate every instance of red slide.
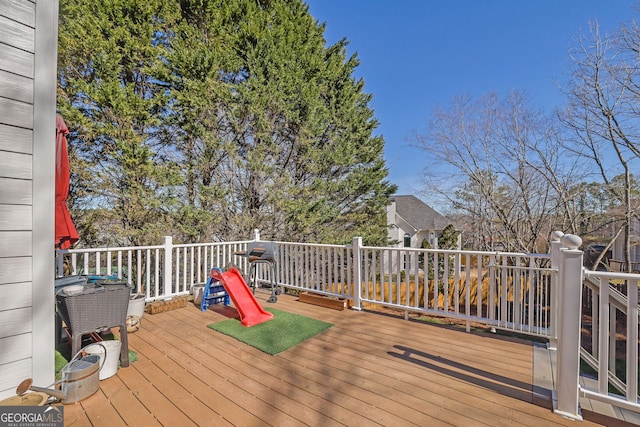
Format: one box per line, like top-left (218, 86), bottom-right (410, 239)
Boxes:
top-left (211, 268), bottom-right (274, 327)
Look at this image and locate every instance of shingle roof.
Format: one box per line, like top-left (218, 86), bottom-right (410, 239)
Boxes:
top-left (391, 195), bottom-right (452, 231)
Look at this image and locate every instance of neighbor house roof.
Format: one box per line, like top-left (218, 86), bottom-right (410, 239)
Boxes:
top-left (391, 195), bottom-right (452, 231)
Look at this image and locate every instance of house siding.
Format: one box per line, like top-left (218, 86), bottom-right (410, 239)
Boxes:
top-left (0, 0), bottom-right (57, 400)
top-left (611, 217), bottom-right (640, 266)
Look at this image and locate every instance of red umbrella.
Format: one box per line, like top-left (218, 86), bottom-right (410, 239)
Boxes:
top-left (55, 115), bottom-right (79, 249)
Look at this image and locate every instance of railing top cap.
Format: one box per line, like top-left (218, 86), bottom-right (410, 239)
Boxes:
top-left (560, 234), bottom-right (582, 250)
top-left (551, 230), bottom-right (564, 242)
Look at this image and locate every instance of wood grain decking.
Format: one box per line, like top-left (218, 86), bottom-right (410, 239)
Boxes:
top-left (58, 290), bottom-right (614, 426)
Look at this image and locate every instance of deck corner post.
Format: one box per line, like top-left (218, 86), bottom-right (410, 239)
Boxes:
top-left (352, 236), bottom-right (363, 311)
top-left (163, 236), bottom-right (173, 296)
top-left (554, 233), bottom-right (584, 421)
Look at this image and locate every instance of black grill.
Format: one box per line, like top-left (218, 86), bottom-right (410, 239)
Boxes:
top-left (239, 241), bottom-right (280, 303)
top-left (247, 241), bottom-right (277, 263)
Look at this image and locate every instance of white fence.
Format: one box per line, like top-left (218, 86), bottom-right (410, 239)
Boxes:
top-left (580, 270), bottom-right (640, 414)
top-left (56, 236), bottom-right (253, 300)
top-left (273, 240), bottom-right (355, 299)
top-left (55, 230), bottom-right (640, 420)
top-left (357, 242), bottom-right (554, 337)
top-left (273, 239), bottom-right (554, 337)
top-left (56, 234), bottom-right (554, 337)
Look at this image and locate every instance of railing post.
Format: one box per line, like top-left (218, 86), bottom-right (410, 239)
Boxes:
top-left (352, 236), bottom-right (362, 311)
top-left (554, 233), bottom-right (584, 421)
top-left (549, 230), bottom-right (564, 350)
top-left (163, 236), bottom-right (173, 297)
top-left (254, 229), bottom-right (260, 241)
top-left (56, 249), bottom-right (66, 277)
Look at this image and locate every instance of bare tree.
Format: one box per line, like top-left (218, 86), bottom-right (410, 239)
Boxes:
top-left (560, 19), bottom-right (640, 270)
top-left (415, 91), bottom-right (580, 253)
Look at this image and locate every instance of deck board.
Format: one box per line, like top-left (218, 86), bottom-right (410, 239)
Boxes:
top-left (58, 290), bottom-right (610, 426)
top-left (98, 375), bottom-right (162, 427)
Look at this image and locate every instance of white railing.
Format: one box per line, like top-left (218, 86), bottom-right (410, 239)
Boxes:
top-left (356, 242), bottom-right (554, 336)
top-left (172, 239), bottom-right (252, 296)
top-left (580, 269), bottom-right (640, 414)
top-left (552, 232), bottom-right (640, 420)
top-left (273, 240), bottom-right (355, 299)
top-left (55, 230), bottom-right (640, 421)
top-left (56, 233), bottom-right (555, 338)
top-left (56, 236), bottom-right (253, 301)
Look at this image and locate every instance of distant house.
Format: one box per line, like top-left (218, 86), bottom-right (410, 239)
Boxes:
top-left (609, 216), bottom-right (640, 270)
top-left (0, 1), bottom-right (59, 399)
top-left (386, 195), bottom-right (460, 249)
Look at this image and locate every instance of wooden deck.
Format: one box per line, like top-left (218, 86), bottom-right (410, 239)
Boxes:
top-left (59, 290), bottom-right (616, 426)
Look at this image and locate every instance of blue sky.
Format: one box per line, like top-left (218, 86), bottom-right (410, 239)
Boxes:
top-left (305, 0), bottom-right (637, 204)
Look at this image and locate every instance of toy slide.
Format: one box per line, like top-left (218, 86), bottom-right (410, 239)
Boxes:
top-left (211, 268), bottom-right (274, 327)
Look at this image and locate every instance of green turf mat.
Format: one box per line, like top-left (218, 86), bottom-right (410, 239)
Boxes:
top-left (208, 308), bottom-right (333, 355)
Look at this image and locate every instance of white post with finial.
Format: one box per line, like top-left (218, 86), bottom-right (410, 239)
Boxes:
top-left (554, 233), bottom-right (584, 420)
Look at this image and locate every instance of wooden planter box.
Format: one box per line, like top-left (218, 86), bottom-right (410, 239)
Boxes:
top-left (299, 292), bottom-right (350, 311)
top-left (146, 296), bottom-right (188, 315)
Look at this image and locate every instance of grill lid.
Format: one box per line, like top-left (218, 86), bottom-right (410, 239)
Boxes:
top-left (247, 241), bottom-right (277, 262)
